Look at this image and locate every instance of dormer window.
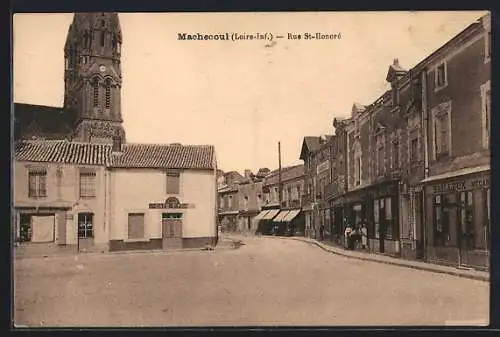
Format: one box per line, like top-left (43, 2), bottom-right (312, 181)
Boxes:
top-left (434, 61), bottom-right (448, 92)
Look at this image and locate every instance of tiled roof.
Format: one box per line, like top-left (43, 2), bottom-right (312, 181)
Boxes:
top-left (15, 140), bottom-right (111, 166)
top-left (15, 140), bottom-right (216, 170)
top-left (111, 143), bottom-right (215, 169)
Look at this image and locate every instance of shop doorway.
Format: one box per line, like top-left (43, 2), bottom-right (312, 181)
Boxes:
top-left (162, 213), bottom-right (183, 249)
top-left (457, 191), bottom-right (474, 268)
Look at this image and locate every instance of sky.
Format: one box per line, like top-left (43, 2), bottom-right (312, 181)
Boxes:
top-left (13, 11), bottom-right (487, 174)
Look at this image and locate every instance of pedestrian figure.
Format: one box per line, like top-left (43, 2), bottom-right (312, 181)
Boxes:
top-left (361, 221), bottom-right (368, 250)
top-left (344, 219), bottom-right (353, 249)
top-left (320, 224), bottom-right (325, 241)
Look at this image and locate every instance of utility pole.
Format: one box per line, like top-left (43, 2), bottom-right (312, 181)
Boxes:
top-left (278, 142), bottom-right (282, 207)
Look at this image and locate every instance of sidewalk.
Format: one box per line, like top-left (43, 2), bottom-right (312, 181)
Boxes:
top-left (225, 234), bottom-right (489, 282)
top-left (284, 236), bottom-right (490, 282)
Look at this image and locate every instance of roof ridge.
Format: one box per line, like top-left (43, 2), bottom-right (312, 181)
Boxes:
top-left (124, 142), bottom-right (214, 148)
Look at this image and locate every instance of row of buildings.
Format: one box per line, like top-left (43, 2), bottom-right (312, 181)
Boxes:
top-left (13, 13), bottom-right (218, 254)
top-left (219, 13), bottom-right (491, 271)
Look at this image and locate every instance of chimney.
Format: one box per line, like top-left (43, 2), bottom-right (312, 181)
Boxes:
top-left (112, 135), bottom-right (122, 152)
top-left (244, 169), bottom-right (252, 179)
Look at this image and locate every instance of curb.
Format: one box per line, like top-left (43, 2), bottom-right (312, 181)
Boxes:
top-left (280, 236), bottom-right (489, 282)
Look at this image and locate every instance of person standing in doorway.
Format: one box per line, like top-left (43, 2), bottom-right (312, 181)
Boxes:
top-left (344, 217), bottom-right (352, 249)
top-left (361, 220), bottom-right (368, 250)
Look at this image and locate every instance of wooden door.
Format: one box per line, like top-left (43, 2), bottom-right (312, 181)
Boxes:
top-left (162, 219), bottom-right (183, 249)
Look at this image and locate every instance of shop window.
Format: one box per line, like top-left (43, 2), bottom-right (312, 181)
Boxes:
top-left (385, 197), bottom-right (393, 239)
top-left (28, 169), bottom-right (47, 198)
top-left (128, 213), bottom-right (145, 239)
top-left (166, 170), bottom-right (180, 194)
top-left (485, 188), bottom-right (491, 250)
top-left (431, 101), bottom-right (451, 159)
top-left (19, 214), bottom-right (32, 242)
top-left (433, 195), bottom-right (450, 246)
top-left (458, 191), bottom-right (474, 249)
top-left (434, 61), bottom-right (448, 91)
top-left (374, 199), bottom-right (380, 238)
top-left (163, 213), bottom-right (183, 219)
top-left (79, 170), bottom-right (96, 198)
top-left (78, 213), bottom-right (94, 238)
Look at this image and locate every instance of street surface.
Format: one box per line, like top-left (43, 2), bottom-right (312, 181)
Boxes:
top-left (14, 235), bottom-right (489, 327)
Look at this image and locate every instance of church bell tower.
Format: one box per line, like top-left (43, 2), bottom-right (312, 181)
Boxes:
top-left (64, 12), bottom-right (126, 143)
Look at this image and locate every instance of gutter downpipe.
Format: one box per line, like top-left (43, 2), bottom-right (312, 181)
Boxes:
top-left (421, 69), bottom-right (429, 262)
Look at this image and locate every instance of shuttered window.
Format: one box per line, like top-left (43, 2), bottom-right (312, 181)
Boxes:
top-left (128, 213), bottom-right (145, 239)
top-left (166, 170), bottom-right (180, 194)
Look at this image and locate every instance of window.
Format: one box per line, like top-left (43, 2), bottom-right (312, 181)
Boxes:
top-left (28, 170), bottom-right (47, 198)
top-left (244, 195), bottom-right (248, 209)
top-left (166, 170), bottom-right (180, 194)
top-left (101, 20), bottom-right (105, 28)
top-left (297, 185), bottom-right (301, 198)
top-left (410, 137), bottom-right (418, 163)
top-left (481, 81), bottom-right (491, 149)
top-left (485, 30), bottom-right (491, 63)
top-left (128, 213), bottom-right (145, 239)
top-left (392, 140), bottom-right (399, 169)
top-left (435, 61), bottom-right (448, 91)
top-left (432, 101), bottom-right (451, 159)
top-left (79, 171), bottom-right (96, 198)
top-left (105, 79), bottom-right (111, 109)
top-left (228, 195), bottom-right (233, 208)
top-left (354, 157), bottom-right (361, 186)
top-left (84, 30), bottom-right (90, 48)
top-left (101, 31), bottom-right (106, 47)
top-left (377, 146), bottom-right (385, 176)
top-left (376, 133), bottom-right (385, 176)
top-left (92, 78), bottom-right (99, 107)
top-left (287, 187), bottom-right (292, 201)
top-left (219, 196), bottom-right (224, 209)
top-left (78, 213), bottom-right (94, 238)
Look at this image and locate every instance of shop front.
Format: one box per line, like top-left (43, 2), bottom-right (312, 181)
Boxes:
top-left (423, 168), bottom-right (490, 270)
top-left (369, 181), bottom-right (400, 256)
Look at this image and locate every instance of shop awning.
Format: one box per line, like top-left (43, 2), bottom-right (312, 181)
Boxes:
top-left (273, 210), bottom-right (291, 222)
top-left (261, 209), bottom-right (280, 220)
top-left (420, 165), bottom-right (490, 183)
top-left (282, 209), bottom-right (301, 222)
top-left (253, 210), bottom-right (270, 221)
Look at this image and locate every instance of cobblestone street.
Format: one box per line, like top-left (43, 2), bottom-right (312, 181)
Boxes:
top-left (13, 236), bottom-right (489, 327)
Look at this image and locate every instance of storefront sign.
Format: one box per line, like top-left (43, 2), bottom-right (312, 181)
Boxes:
top-left (433, 181), bottom-right (466, 194)
top-left (148, 197), bottom-right (194, 209)
top-left (432, 176), bottom-right (490, 194)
